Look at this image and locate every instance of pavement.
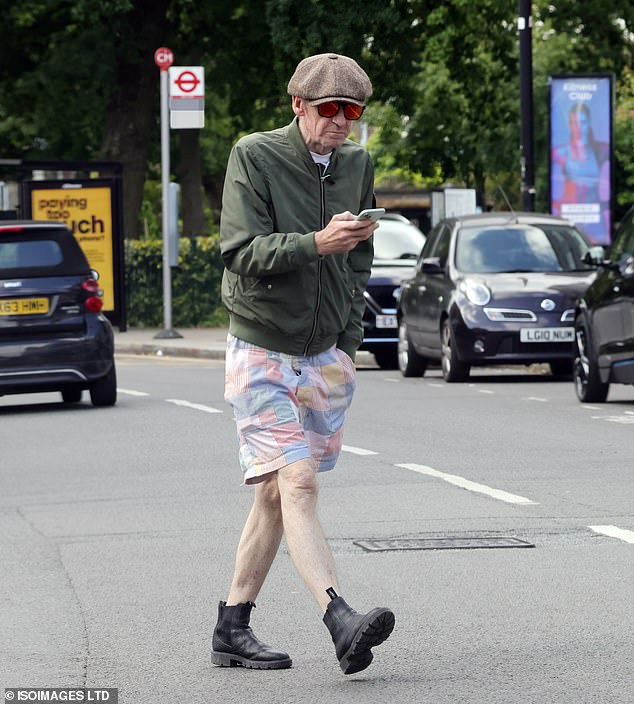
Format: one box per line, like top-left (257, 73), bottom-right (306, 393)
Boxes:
top-left (114, 326), bottom-right (229, 360)
top-left (113, 326), bottom-right (379, 366)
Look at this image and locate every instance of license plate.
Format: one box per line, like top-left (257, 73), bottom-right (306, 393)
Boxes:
top-left (376, 314), bottom-right (398, 329)
top-left (520, 327), bottom-right (574, 343)
top-left (0, 297), bottom-right (49, 316)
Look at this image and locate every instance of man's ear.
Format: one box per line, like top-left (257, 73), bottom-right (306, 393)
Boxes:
top-left (291, 96), bottom-right (306, 117)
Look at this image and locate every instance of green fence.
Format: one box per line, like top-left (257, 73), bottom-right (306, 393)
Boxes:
top-left (124, 237), bottom-right (228, 328)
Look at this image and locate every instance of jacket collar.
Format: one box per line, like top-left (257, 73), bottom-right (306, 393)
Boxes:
top-left (286, 117), bottom-right (341, 172)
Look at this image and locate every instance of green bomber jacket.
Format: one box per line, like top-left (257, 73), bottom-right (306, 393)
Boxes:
top-left (219, 117), bottom-right (374, 359)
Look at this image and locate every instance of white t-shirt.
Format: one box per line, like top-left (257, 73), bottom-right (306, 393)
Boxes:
top-left (310, 150), bottom-right (332, 170)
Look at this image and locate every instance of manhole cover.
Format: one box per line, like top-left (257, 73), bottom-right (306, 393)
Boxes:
top-left (353, 537), bottom-right (535, 552)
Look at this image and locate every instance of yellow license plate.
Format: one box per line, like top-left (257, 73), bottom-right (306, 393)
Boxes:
top-left (0, 297), bottom-right (49, 316)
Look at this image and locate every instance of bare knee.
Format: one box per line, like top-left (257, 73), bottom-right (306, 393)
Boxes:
top-left (254, 475), bottom-right (282, 515)
top-left (278, 460), bottom-right (319, 505)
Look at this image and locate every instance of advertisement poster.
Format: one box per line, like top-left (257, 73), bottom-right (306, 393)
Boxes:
top-left (29, 184), bottom-right (115, 311)
top-left (549, 75), bottom-right (613, 245)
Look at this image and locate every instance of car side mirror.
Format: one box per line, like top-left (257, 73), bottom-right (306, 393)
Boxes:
top-left (421, 257), bottom-right (443, 274)
top-left (583, 246), bottom-right (605, 266)
top-left (583, 247), bottom-right (621, 272)
top-left (91, 269), bottom-right (100, 281)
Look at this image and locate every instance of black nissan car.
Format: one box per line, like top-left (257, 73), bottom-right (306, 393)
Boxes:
top-left (573, 205), bottom-right (634, 402)
top-left (397, 212), bottom-right (598, 381)
top-left (0, 220), bottom-right (116, 406)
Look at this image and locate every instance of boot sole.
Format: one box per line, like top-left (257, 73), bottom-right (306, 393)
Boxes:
top-left (211, 651), bottom-right (292, 670)
top-left (339, 608), bottom-right (395, 675)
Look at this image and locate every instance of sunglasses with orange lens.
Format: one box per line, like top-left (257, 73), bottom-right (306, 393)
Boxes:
top-left (316, 101), bottom-right (365, 121)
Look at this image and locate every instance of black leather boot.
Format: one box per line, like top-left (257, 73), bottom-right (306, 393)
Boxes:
top-left (211, 601), bottom-right (292, 669)
top-left (323, 588), bottom-right (395, 675)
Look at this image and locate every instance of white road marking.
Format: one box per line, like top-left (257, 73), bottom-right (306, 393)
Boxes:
top-left (592, 415), bottom-right (634, 424)
top-left (477, 389), bottom-right (495, 394)
top-left (118, 388), bottom-right (150, 397)
top-left (383, 378), bottom-right (400, 383)
top-left (165, 399), bottom-right (222, 414)
top-left (524, 397), bottom-right (548, 402)
top-left (428, 383), bottom-right (444, 388)
top-left (396, 463), bottom-right (539, 505)
top-left (582, 405), bottom-right (602, 410)
top-left (589, 525), bottom-right (634, 544)
top-left (342, 445), bottom-right (378, 456)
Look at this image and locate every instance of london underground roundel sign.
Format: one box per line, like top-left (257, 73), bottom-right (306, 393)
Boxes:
top-left (154, 47), bottom-right (174, 71)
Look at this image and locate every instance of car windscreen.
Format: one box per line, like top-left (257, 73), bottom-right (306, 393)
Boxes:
top-left (373, 220), bottom-right (426, 260)
top-left (455, 224), bottom-right (592, 273)
top-left (0, 230), bottom-right (89, 278)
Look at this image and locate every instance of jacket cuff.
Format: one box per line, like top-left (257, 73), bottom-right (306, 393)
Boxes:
top-left (296, 232), bottom-right (319, 262)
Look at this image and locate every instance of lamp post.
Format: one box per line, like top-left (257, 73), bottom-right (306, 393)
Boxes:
top-left (518, 0), bottom-right (535, 212)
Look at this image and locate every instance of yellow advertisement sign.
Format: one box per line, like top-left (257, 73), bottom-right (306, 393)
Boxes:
top-left (30, 186), bottom-right (115, 311)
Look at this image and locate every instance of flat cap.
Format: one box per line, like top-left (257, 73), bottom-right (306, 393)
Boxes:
top-left (287, 53), bottom-right (373, 106)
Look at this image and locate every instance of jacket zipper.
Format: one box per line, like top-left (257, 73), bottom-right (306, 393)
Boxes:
top-left (303, 164), bottom-right (330, 354)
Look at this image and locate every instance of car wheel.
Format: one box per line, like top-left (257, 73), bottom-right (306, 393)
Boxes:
top-left (549, 360), bottom-right (573, 378)
top-left (440, 319), bottom-right (470, 382)
top-left (573, 317), bottom-right (609, 403)
top-left (61, 388), bottom-right (82, 403)
top-left (89, 365), bottom-right (117, 407)
top-left (373, 347), bottom-right (399, 370)
top-left (398, 320), bottom-right (427, 377)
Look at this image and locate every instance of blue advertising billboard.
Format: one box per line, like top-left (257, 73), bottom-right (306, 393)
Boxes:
top-left (549, 75), bottom-right (614, 245)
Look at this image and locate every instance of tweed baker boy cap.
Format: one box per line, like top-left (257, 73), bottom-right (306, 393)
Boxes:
top-left (287, 53), bottom-right (373, 107)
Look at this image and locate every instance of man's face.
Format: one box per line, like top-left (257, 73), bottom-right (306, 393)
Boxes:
top-left (292, 97), bottom-right (353, 154)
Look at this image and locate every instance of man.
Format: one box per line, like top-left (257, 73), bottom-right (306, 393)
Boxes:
top-left (213, 52), bottom-right (395, 675)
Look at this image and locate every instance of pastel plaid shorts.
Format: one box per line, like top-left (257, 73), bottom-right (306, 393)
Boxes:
top-left (224, 335), bottom-right (356, 485)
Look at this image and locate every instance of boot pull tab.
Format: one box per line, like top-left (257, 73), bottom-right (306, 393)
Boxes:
top-left (326, 587), bottom-right (339, 601)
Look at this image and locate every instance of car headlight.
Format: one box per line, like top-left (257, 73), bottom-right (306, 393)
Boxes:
top-left (459, 279), bottom-right (491, 306)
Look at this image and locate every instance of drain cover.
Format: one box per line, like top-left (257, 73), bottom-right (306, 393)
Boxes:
top-left (354, 537), bottom-right (535, 552)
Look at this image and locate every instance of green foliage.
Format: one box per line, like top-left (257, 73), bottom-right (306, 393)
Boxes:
top-left (366, 103), bottom-right (444, 189)
top-left (0, 0), bottom-right (118, 159)
top-left (614, 67), bottom-right (634, 214)
top-left (1, 0), bottom-right (632, 228)
top-left (125, 235), bottom-right (228, 328)
top-left (139, 177), bottom-right (162, 240)
top-left (394, 1), bottom-right (520, 202)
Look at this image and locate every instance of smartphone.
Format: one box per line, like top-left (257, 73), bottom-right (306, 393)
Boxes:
top-left (356, 208), bottom-right (385, 222)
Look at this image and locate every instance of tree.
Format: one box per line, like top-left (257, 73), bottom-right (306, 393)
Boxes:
top-left (0, 0), bottom-right (169, 236)
top-left (392, 1), bottom-right (520, 204)
top-left (1, 0), bottom-right (631, 235)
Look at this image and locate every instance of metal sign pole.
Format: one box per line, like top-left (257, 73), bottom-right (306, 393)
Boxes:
top-left (153, 47), bottom-right (182, 339)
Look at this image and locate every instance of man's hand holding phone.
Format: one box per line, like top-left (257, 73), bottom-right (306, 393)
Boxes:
top-left (355, 208), bottom-right (385, 222)
top-left (315, 211), bottom-right (379, 256)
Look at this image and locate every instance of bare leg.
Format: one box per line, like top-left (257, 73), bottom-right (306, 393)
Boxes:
top-left (226, 475), bottom-right (284, 605)
top-left (277, 459), bottom-right (339, 612)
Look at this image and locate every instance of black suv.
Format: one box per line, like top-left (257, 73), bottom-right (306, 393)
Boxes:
top-left (0, 221), bottom-right (116, 406)
top-left (573, 206), bottom-right (634, 402)
top-left (358, 214), bottom-right (426, 369)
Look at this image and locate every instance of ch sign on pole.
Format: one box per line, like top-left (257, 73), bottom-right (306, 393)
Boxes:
top-left (169, 66), bottom-right (205, 129)
top-left (153, 47), bottom-right (181, 339)
top-left (154, 47), bottom-right (173, 71)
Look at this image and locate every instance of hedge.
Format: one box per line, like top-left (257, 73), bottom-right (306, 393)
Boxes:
top-left (124, 236), bottom-right (228, 328)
